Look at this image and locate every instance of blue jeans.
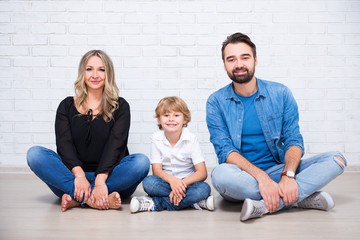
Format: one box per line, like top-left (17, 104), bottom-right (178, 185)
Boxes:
top-left (211, 151), bottom-right (346, 210)
top-left (142, 175), bottom-right (211, 211)
top-left (27, 146), bottom-right (150, 201)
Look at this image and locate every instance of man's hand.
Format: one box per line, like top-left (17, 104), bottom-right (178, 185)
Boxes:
top-left (279, 176), bottom-right (299, 206)
top-left (258, 177), bottom-right (280, 213)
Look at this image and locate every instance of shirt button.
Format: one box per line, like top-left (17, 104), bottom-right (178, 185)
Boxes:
top-left (237, 135), bottom-right (240, 138)
top-left (238, 119), bottom-right (242, 122)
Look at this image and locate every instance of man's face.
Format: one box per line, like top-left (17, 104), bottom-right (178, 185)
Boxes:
top-left (223, 42), bottom-right (257, 84)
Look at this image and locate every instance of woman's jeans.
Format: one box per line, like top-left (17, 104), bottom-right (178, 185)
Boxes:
top-left (27, 146), bottom-right (150, 201)
top-left (211, 151), bottom-right (347, 211)
top-left (143, 175), bottom-right (211, 211)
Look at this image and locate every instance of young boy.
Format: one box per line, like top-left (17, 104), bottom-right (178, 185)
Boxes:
top-left (130, 96), bottom-right (214, 213)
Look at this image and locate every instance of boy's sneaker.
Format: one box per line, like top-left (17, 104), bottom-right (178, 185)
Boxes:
top-left (130, 196), bottom-right (156, 213)
top-left (240, 199), bottom-right (269, 222)
top-left (192, 195), bottom-right (215, 211)
top-left (295, 191), bottom-right (334, 211)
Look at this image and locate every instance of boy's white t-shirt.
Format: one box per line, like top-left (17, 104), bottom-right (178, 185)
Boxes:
top-left (150, 127), bottom-right (206, 179)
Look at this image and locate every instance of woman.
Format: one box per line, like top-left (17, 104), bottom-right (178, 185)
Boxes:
top-left (27, 50), bottom-right (150, 212)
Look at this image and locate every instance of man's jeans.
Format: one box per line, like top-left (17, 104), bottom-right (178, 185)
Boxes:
top-left (211, 151), bottom-right (346, 210)
top-left (27, 146), bottom-right (150, 201)
top-left (143, 175), bottom-right (211, 211)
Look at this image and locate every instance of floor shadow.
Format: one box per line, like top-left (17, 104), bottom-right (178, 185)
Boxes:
top-left (216, 196), bottom-right (243, 212)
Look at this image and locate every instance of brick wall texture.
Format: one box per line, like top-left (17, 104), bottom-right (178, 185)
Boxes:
top-left (1, 0), bottom-right (359, 167)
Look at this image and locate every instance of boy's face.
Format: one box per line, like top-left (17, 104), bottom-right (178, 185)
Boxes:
top-left (158, 110), bottom-right (186, 134)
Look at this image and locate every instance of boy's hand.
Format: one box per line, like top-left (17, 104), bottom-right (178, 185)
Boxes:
top-left (169, 191), bottom-right (183, 206)
top-left (169, 177), bottom-right (187, 199)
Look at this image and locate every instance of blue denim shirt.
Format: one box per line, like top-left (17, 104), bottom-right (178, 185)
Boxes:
top-left (206, 78), bottom-right (304, 165)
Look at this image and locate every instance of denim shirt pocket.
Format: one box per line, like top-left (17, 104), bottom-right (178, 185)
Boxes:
top-left (267, 113), bottom-right (283, 138)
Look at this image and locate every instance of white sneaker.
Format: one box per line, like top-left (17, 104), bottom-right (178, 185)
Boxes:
top-left (193, 196), bottom-right (215, 211)
top-left (130, 196), bottom-right (155, 213)
top-left (240, 199), bottom-right (269, 222)
top-left (296, 191), bottom-right (334, 211)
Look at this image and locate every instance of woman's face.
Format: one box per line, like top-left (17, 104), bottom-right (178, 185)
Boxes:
top-left (84, 56), bottom-right (106, 92)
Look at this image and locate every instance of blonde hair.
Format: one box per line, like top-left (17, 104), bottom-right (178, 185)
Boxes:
top-left (155, 96), bottom-right (191, 130)
top-left (74, 50), bottom-right (119, 122)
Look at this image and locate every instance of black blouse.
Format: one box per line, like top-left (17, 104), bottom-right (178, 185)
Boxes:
top-left (55, 97), bottom-right (130, 175)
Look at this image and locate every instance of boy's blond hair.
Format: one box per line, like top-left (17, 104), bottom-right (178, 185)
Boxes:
top-left (155, 96), bottom-right (191, 130)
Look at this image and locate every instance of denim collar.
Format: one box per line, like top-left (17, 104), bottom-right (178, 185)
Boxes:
top-left (225, 78), bottom-right (267, 103)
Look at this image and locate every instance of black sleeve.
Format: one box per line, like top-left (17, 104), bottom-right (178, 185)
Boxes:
top-left (96, 98), bottom-right (130, 175)
top-left (55, 97), bottom-right (82, 170)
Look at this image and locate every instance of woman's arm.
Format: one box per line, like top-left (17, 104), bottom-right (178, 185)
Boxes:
top-left (96, 98), bottom-right (130, 175)
top-left (55, 97), bottom-right (83, 170)
top-left (56, 98), bottom-right (91, 202)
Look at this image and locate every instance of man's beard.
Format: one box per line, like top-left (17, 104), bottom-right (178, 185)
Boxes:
top-left (227, 67), bottom-right (255, 84)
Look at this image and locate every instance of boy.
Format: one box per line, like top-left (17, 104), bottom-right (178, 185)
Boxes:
top-left (130, 96), bottom-right (214, 212)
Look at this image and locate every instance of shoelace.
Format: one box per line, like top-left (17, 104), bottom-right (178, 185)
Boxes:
top-left (198, 200), bottom-right (207, 209)
top-left (299, 195), bottom-right (322, 208)
top-left (250, 202), bottom-right (267, 218)
top-left (192, 203), bottom-right (202, 210)
top-left (139, 199), bottom-right (154, 211)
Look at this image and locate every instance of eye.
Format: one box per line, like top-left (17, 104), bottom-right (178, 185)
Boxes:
top-left (99, 68), bottom-right (105, 72)
top-left (86, 68), bottom-right (92, 71)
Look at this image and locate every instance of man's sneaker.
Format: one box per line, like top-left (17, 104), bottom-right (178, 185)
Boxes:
top-left (130, 196), bottom-right (156, 213)
top-left (192, 195), bottom-right (215, 211)
top-left (296, 191), bottom-right (334, 211)
top-left (240, 199), bottom-right (269, 222)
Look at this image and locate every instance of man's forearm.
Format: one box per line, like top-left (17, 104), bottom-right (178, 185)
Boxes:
top-left (283, 146), bottom-right (303, 173)
top-left (226, 151), bottom-right (268, 183)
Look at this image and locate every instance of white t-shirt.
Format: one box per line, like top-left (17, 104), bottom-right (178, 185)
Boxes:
top-left (150, 127), bottom-right (206, 179)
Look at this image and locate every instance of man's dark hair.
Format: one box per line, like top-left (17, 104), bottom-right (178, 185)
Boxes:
top-left (221, 32), bottom-right (257, 61)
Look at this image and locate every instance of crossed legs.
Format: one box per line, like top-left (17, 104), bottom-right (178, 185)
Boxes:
top-left (211, 151), bottom-right (347, 210)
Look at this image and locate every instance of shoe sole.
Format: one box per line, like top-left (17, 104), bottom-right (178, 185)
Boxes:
top-left (129, 198), bottom-right (139, 214)
top-left (206, 196), bottom-right (215, 211)
top-left (240, 199), bottom-right (252, 221)
top-left (320, 191), bottom-right (335, 211)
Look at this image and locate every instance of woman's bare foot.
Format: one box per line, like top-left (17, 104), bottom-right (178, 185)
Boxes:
top-left (61, 194), bottom-right (80, 212)
top-left (109, 192), bottom-right (121, 209)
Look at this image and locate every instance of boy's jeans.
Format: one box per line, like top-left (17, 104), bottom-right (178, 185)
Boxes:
top-left (143, 175), bottom-right (211, 211)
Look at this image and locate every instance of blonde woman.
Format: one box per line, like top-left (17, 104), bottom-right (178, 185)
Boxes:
top-left (27, 50), bottom-right (150, 212)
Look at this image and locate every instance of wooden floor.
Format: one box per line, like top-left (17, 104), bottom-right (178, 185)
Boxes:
top-left (1, 171), bottom-right (360, 240)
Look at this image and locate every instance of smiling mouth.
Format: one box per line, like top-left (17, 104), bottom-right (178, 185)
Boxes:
top-left (234, 68), bottom-right (248, 75)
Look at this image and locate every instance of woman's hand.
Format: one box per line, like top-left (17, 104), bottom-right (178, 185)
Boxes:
top-left (90, 184), bottom-right (109, 210)
top-left (90, 173), bottom-right (110, 210)
top-left (74, 176), bottom-right (91, 203)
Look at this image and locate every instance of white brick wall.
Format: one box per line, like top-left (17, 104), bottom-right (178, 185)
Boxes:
top-left (1, 0), bottom-right (359, 168)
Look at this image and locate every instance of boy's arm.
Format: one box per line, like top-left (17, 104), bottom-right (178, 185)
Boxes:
top-left (182, 162), bottom-right (207, 186)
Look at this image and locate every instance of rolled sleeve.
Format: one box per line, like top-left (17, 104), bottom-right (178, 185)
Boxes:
top-left (281, 87), bottom-right (304, 156)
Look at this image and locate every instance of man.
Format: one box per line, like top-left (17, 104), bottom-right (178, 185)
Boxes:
top-left (206, 32), bottom-right (347, 221)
